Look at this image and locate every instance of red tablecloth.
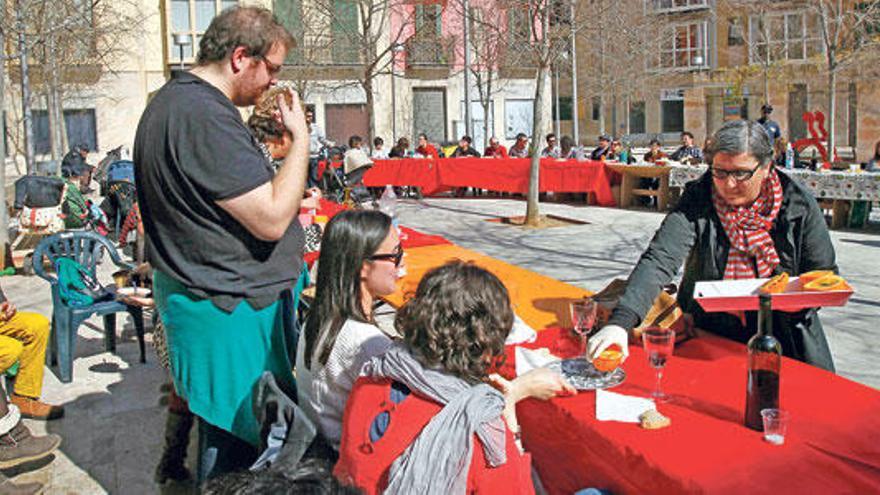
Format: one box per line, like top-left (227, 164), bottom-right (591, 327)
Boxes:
top-left (505, 328), bottom-right (880, 494)
top-left (361, 158), bottom-right (616, 206)
top-left (300, 200), bottom-right (451, 266)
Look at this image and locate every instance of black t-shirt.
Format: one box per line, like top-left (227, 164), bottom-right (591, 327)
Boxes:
top-left (134, 72), bottom-right (304, 312)
top-left (451, 146), bottom-right (481, 158)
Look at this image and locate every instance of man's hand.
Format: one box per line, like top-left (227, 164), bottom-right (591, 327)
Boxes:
top-left (0, 302), bottom-right (17, 322)
top-left (588, 325), bottom-right (630, 362)
top-left (277, 90), bottom-right (309, 145)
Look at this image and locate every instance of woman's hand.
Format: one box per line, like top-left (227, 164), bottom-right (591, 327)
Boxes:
top-left (588, 325), bottom-right (630, 362)
top-left (507, 368), bottom-right (577, 403)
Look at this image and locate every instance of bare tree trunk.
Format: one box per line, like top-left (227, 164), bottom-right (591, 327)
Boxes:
top-left (364, 77), bottom-right (376, 146)
top-left (16, 0), bottom-right (35, 173)
top-left (48, 28), bottom-right (65, 160)
top-left (526, 65), bottom-right (549, 225)
top-left (827, 69), bottom-right (836, 163)
top-left (482, 73), bottom-right (491, 148)
top-left (598, 34), bottom-right (606, 135)
top-left (0, 3), bottom-right (8, 265)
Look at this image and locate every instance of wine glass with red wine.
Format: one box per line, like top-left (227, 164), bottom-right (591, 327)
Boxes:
top-left (642, 327), bottom-right (675, 402)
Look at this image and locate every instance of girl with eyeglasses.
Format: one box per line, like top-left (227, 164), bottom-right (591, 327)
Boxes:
top-left (588, 120), bottom-right (838, 371)
top-left (296, 210), bottom-right (404, 449)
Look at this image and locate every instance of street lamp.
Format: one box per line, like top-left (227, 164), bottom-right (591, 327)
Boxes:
top-left (173, 33), bottom-right (192, 71)
top-left (390, 43), bottom-right (405, 142)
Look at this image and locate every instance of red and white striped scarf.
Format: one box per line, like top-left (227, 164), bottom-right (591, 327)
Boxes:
top-left (713, 168), bottom-right (784, 279)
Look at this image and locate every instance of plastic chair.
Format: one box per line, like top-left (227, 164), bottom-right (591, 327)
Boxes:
top-left (32, 231), bottom-right (146, 383)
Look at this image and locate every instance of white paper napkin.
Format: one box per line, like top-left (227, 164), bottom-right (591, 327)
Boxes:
top-left (515, 346), bottom-right (558, 377)
top-left (595, 389), bottom-right (656, 423)
top-left (505, 315), bottom-right (537, 345)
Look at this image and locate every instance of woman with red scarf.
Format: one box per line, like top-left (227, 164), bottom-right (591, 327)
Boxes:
top-left (587, 120), bottom-right (837, 371)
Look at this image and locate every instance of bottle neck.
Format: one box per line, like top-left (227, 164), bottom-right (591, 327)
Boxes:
top-left (757, 295), bottom-right (773, 337)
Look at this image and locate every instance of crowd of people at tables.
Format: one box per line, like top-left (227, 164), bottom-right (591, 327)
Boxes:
top-left (0, 5), bottom-right (836, 494)
top-left (0, 3), bottom-right (871, 493)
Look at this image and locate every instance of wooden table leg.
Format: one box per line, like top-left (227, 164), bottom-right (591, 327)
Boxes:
top-left (620, 173), bottom-right (634, 208)
top-left (831, 200), bottom-right (849, 229)
top-left (658, 174), bottom-right (669, 211)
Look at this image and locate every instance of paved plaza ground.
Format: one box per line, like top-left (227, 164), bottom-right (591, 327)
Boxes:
top-left (1, 197), bottom-right (877, 493)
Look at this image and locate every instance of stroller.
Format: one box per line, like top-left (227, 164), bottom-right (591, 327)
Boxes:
top-left (321, 163), bottom-right (375, 208)
top-left (99, 160), bottom-right (137, 235)
top-left (10, 175), bottom-right (68, 274)
top-left (95, 146), bottom-right (125, 196)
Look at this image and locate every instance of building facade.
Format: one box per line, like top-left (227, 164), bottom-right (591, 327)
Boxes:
top-left (3, 0), bottom-right (549, 163)
top-left (559, 0), bottom-right (880, 161)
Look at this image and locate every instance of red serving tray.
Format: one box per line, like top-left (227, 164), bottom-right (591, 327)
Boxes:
top-left (694, 276), bottom-right (854, 313)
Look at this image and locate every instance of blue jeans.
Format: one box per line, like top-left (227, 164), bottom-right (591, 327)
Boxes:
top-left (197, 418), bottom-right (258, 482)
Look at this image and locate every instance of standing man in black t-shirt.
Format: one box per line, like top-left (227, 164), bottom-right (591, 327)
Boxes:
top-left (134, 6), bottom-right (308, 481)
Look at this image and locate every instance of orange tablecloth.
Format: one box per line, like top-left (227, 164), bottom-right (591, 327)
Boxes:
top-left (503, 328), bottom-right (880, 495)
top-left (384, 244), bottom-right (591, 330)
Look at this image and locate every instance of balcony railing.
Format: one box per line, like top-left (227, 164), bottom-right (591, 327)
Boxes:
top-left (406, 34), bottom-right (454, 67)
top-left (646, 0), bottom-right (710, 14)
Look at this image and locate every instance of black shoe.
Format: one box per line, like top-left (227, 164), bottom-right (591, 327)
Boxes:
top-left (0, 422), bottom-right (61, 469)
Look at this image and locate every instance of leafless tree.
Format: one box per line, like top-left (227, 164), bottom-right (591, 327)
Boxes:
top-left (3, 0), bottom-right (146, 172)
top-left (306, 0), bottom-right (415, 143)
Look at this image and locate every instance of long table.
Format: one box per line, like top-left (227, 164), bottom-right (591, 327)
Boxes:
top-left (360, 158), bottom-right (617, 207)
top-left (505, 327), bottom-right (880, 494)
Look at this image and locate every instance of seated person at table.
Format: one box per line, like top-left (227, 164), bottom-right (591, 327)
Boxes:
top-left (388, 137), bottom-right (409, 158)
top-left (590, 135), bottom-right (612, 161)
top-left (559, 135), bottom-right (577, 159)
top-left (344, 136), bottom-right (374, 175)
top-left (670, 131), bottom-right (704, 164)
top-left (371, 137), bottom-right (389, 160)
top-left (540, 133), bottom-right (561, 158)
top-left (451, 135), bottom-right (481, 158)
top-left (509, 133), bottom-right (530, 158)
top-left (296, 210), bottom-right (402, 448)
top-left (335, 261), bottom-right (572, 494)
top-left (415, 133), bottom-right (440, 159)
top-left (589, 120), bottom-right (837, 371)
top-left (643, 139), bottom-right (667, 163)
top-left (607, 140), bottom-right (634, 163)
top-left (484, 136), bottom-right (509, 158)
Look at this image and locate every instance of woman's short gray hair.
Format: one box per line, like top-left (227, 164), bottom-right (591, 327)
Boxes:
top-left (710, 120), bottom-right (775, 167)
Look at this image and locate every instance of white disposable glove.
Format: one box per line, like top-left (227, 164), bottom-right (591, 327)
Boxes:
top-left (587, 325), bottom-right (629, 362)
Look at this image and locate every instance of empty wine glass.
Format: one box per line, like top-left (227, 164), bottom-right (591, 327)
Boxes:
top-left (569, 299), bottom-right (597, 353)
top-left (642, 327), bottom-right (675, 402)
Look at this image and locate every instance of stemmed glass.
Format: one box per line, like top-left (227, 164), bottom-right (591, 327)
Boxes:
top-left (569, 298), bottom-right (597, 353)
top-left (642, 327), bottom-right (675, 402)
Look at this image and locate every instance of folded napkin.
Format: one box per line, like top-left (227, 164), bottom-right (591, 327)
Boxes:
top-left (505, 315), bottom-right (537, 346)
top-left (595, 389), bottom-right (655, 423)
top-left (515, 346), bottom-right (558, 377)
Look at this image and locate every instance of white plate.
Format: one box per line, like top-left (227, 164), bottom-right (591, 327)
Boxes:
top-left (117, 287), bottom-right (152, 297)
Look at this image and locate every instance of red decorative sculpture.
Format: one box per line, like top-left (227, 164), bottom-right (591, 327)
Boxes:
top-left (792, 110), bottom-right (838, 165)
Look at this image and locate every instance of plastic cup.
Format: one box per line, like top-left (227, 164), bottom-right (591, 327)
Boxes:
top-left (761, 408), bottom-right (790, 445)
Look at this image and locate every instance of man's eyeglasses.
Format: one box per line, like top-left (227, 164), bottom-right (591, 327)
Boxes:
top-left (710, 162), bottom-right (764, 182)
top-left (369, 244), bottom-right (404, 267)
top-left (254, 55), bottom-right (283, 76)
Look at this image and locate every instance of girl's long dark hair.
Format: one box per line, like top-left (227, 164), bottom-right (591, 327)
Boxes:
top-left (303, 210), bottom-right (392, 370)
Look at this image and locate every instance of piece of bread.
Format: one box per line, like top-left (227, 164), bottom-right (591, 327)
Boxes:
top-left (639, 409), bottom-right (671, 430)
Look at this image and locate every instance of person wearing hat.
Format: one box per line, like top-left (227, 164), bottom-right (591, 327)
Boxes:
top-left (60, 153), bottom-right (92, 229)
top-left (758, 104), bottom-right (781, 141)
top-left (590, 135), bottom-right (612, 161)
